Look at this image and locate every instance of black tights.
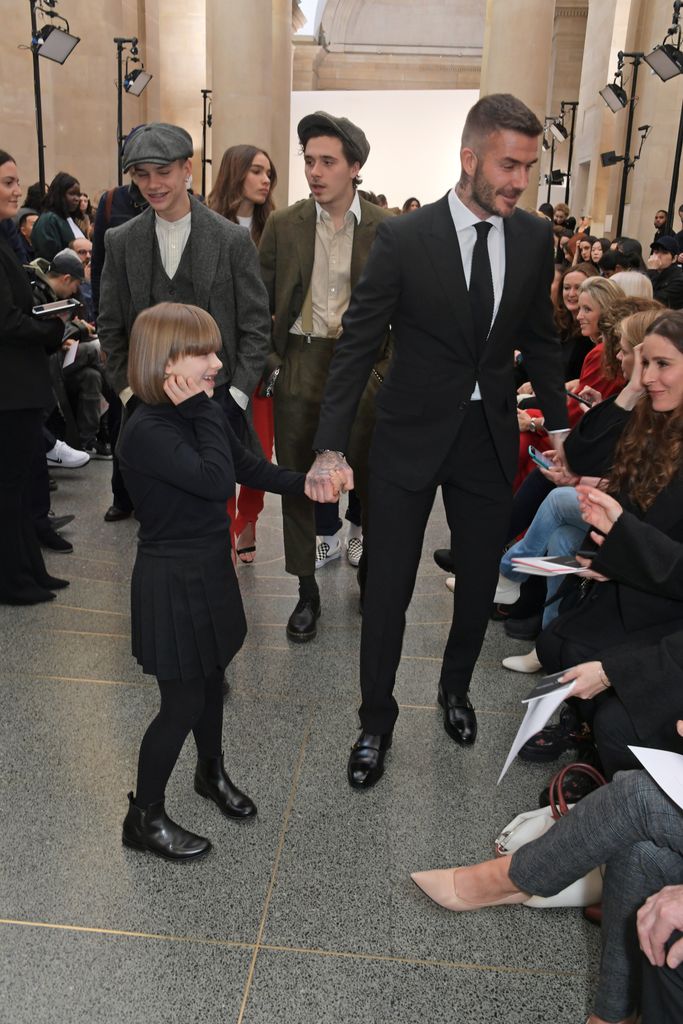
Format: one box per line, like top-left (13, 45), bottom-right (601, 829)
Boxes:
top-left (135, 669), bottom-right (224, 806)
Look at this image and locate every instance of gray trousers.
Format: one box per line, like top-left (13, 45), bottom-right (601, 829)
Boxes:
top-left (509, 771), bottom-right (683, 1022)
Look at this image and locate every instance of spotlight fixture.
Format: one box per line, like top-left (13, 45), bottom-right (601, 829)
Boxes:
top-left (545, 169), bottom-right (565, 186)
top-left (548, 121), bottom-right (569, 143)
top-left (644, 43), bottom-right (683, 80)
top-left (599, 81), bottom-right (628, 112)
top-left (644, 1), bottom-right (683, 80)
top-left (124, 67), bottom-right (152, 96)
top-left (542, 136), bottom-right (550, 152)
top-left (34, 22), bottom-right (79, 63)
top-left (600, 151), bottom-right (623, 167)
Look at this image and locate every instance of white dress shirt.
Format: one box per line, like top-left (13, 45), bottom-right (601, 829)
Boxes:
top-left (155, 211), bottom-right (192, 280)
top-left (447, 188), bottom-right (504, 401)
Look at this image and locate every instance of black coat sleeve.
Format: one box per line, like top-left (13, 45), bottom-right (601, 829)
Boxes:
top-left (314, 219), bottom-right (400, 452)
top-left (592, 511), bottom-right (683, 600)
top-left (0, 249), bottom-right (63, 353)
top-left (602, 632), bottom-right (683, 746)
top-left (228, 424), bottom-right (305, 496)
top-left (563, 396), bottom-right (631, 477)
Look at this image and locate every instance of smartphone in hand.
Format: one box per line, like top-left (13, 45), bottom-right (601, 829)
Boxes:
top-left (528, 444), bottom-right (553, 470)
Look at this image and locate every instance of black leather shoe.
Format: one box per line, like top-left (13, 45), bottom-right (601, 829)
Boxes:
top-left (122, 792), bottom-right (211, 860)
top-left (286, 594), bottom-right (321, 642)
top-left (437, 687), bottom-right (477, 746)
top-left (433, 548), bottom-right (454, 573)
top-left (194, 755), bottom-right (257, 819)
top-left (503, 613), bottom-right (543, 641)
top-left (347, 731), bottom-right (393, 789)
top-left (104, 504), bottom-right (132, 522)
top-left (47, 513), bottom-right (74, 532)
top-left (36, 526), bottom-right (73, 552)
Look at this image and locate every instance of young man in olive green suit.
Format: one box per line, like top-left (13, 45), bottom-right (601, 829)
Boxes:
top-left (259, 111), bottom-right (389, 643)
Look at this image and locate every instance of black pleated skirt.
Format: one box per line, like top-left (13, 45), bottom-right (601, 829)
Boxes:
top-left (131, 532), bottom-right (246, 682)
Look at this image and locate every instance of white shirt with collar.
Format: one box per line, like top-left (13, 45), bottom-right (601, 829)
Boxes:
top-left (448, 187), bottom-right (505, 402)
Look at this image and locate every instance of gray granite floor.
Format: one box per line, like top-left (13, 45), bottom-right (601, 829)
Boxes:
top-left (0, 460), bottom-right (599, 1023)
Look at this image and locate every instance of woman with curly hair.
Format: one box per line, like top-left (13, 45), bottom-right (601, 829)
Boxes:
top-left (208, 145), bottom-right (277, 561)
top-left (31, 171), bottom-right (84, 260)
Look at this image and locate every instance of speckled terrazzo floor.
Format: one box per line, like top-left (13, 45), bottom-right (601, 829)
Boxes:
top-left (0, 459), bottom-right (599, 1023)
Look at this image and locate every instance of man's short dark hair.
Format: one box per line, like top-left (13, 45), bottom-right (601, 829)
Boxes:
top-left (462, 93), bottom-right (543, 151)
top-left (599, 250), bottom-right (621, 274)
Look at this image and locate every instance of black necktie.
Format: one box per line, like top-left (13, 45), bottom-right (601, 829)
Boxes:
top-left (469, 221), bottom-right (494, 353)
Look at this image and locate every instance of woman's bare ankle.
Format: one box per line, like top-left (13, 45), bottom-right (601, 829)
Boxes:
top-left (455, 857), bottom-right (524, 902)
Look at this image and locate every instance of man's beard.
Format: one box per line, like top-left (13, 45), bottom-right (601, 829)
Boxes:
top-left (470, 167), bottom-right (520, 219)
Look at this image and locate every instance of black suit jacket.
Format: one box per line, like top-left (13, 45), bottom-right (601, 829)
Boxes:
top-left (0, 237), bottom-right (63, 411)
top-left (313, 194), bottom-right (568, 490)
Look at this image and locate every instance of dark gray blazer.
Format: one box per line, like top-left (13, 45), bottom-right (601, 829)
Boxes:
top-left (98, 196), bottom-right (271, 398)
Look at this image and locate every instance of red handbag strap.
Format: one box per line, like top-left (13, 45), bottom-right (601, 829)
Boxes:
top-left (549, 762), bottom-right (607, 820)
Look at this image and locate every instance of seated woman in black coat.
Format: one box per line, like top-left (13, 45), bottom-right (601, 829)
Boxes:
top-left (118, 302), bottom-right (328, 861)
top-left (524, 310), bottom-right (683, 771)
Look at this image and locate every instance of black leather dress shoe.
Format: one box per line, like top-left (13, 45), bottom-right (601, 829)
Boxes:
top-left (433, 548), bottom-right (454, 573)
top-left (347, 731), bottom-right (392, 789)
top-left (194, 755), bottom-right (257, 819)
top-left (437, 687), bottom-right (477, 745)
top-left (104, 504), bottom-right (132, 522)
top-left (286, 594), bottom-right (321, 642)
top-left (37, 525), bottom-right (73, 553)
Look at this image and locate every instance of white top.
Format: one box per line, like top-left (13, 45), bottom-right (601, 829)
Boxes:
top-left (237, 215), bottom-right (253, 232)
top-left (448, 188), bottom-right (504, 401)
top-left (155, 211), bottom-right (192, 279)
top-left (66, 217), bottom-right (85, 240)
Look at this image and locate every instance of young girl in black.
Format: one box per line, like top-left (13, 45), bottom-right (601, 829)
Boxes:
top-left (119, 302), bottom-right (309, 860)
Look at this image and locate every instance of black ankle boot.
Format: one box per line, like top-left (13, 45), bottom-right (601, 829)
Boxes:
top-left (121, 792), bottom-right (211, 860)
top-left (194, 755), bottom-right (257, 819)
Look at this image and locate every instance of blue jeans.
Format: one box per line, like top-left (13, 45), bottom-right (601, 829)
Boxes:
top-left (500, 486), bottom-right (587, 627)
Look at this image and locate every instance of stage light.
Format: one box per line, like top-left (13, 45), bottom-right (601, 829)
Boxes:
top-left (599, 82), bottom-right (628, 112)
top-left (549, 121), bottom-right (568, 143)
top-left (600, 151), bottom-right (622, 167)
top-left (34, 22), bottom-right (79, 63)
top-left (124, 68), bottom-right (152, 96)
top-left (644, 42), bottom-right (683, 81)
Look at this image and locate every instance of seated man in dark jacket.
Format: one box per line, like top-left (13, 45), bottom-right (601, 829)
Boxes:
top-left (649, 236), bottom-right (683, 309)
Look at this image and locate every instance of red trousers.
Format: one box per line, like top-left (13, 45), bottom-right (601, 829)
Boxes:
top-left (227, 389), bottom-right (274, 548)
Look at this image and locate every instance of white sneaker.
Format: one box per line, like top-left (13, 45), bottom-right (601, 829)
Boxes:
top-left (445, 576), bottom-right (455, 593)
top-left (502, 649), bottom-right (542, 673)
top-left (315, 534), bottom-right (342, 570)
top-left (346, 534), bottom-right (363, 567)
top-left (46, 440), bottom-right (90, 469)
top-left (494, 574), bottom-right (521, 605)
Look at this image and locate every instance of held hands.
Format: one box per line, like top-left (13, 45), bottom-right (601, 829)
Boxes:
top-left (638, 885), bottom-right (683, 969)
top-left (163, 374), bottom-right (203, 406)
top-left (305, 451), bottom-right (354, 503)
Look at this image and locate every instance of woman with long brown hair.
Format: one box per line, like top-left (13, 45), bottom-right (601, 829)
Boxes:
top-left (208, 145), bottom-right (277, 560)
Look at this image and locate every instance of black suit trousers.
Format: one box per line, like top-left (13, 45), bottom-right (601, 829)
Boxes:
top-left (359, 403), bottom-right (512, 734)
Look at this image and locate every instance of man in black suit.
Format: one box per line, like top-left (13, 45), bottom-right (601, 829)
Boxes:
top-left (306, 93), bottom-right (569, 788)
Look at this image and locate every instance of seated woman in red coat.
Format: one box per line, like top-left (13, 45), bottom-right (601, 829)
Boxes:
top-left (118, 302), bottom-right (334, 861)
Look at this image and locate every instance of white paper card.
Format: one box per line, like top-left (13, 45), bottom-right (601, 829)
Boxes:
top-left (62, 340), bottom-right (79, 368)
top-left (629, 745), bottom-right (683, 812)
top-left (498, 678), bottom-right (576, 784)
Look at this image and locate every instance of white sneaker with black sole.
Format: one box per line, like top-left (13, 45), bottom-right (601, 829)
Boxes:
top-left (315, 534), bottom-right (342, 569)
top-left (46, 440), bottom-right (90, 468)
top-left (346, 534), bottom-right (363, 568)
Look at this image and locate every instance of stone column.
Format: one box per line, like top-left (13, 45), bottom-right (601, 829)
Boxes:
top-left (479, 0), bottom-right (555, 208)
top-left (207, 0), bottom-right (292, 199)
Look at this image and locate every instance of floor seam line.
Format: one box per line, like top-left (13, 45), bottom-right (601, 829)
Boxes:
top-left (235, 707), bottom-right (316, 1024)
top-left (0, 918), bottom-right (254, 950)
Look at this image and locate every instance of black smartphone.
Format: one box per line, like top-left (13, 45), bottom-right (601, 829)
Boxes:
top-left (566, 390), bottom-right (593, 407)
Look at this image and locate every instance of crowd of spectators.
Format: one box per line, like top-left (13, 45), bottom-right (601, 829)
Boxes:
top-left (3, 134), bottom-right (683, 1023)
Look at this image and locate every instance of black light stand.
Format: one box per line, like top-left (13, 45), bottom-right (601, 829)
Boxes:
top-left (114, 37), bottom-right (152, 185)
top-left (614, 51), bottom-right (644, 236)
top-left (29, 0), bottom-right (46, 191)
top-left (561, 101), bottom-right (578, 205)
top-left (668, 100), bottom-right (683, 229)
top-left (201, 89), bottom-right (213, 197)
top-left (545, 124), bottom-right (556, 204)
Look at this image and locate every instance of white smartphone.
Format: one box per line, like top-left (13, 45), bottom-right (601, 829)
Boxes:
top-left (32, 299), bottom-right (80, 317)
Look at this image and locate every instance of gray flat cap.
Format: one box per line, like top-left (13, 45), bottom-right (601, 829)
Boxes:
top-left (297, 111), bottom-right (370, 167)
top-left (122, 123), bottom-right (193, 172)
top-left (50, 248), bottom-right (85, 281)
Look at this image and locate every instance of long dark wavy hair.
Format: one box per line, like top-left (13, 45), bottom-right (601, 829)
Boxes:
top-left (608, 310), bottom-right (683, 510)
top-left (553, 262), bottom-right (599, 341)
top-left (207, 145), bottom-right (276, 246)
top-left (42, 171), bottom-right (80, 219)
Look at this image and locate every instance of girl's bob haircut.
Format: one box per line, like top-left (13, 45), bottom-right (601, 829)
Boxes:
top-left (128, 302), bottom-right (222, 405)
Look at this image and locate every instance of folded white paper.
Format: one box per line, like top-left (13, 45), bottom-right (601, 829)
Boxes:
top-left (629, 745), bottom-right (683, 812)
top-left (62, 339), bottom-right (79, 368)
top-left (498, 673), bottom-right (576, 784)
